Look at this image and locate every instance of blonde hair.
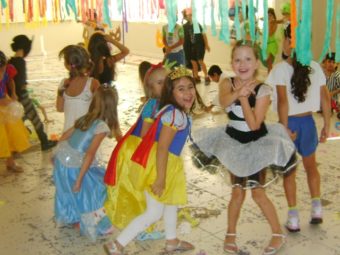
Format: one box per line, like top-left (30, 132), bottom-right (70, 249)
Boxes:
top-left (74, 86), bottom-right (119, 137)
top-left (143, 66), bottom-right (167, 98)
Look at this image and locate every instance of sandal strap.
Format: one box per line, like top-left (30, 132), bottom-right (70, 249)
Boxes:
top-left (272, 233), bottom-right (286, 238)
top-left (225, 233), bottom-right (237, 237)
top-left (103, 242), bottom-right (124, 255)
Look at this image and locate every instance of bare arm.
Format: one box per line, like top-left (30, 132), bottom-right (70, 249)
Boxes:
top-left (320, 85), bottom-right (331, 142)
top-left (141, 120), bottom-right (153, 138)
top-left (276, 85), bottom-right (289, 127)
top-left (239, 93), bottom-right (270, 130)
top-left (56, 80), bottom-right (68, 112)
top-left (152, 125), bottom-right (176, 197)
top-left (73, 133), bottom-right (106, 192)
top-left (218, 78), bottom-right (239, 108)
top-left (58, 127), bottom-right (75, 142)
top-left (90, 78), bottom-right (100, 92)
top-left (104, 34), bottom-right (129, 62)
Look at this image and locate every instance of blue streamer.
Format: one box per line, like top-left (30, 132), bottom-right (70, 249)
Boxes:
top-left (210, 0), bottom-right (217, 36)
top-left (235, 3), bottom-right (241, 40)
top-left (242, 0), bottom-right (247, 21)
top-left (103, 0), bottom-right (112, 28)
top-left (248, 0), bottom-right (255, 42)
top-left (165, 0), bottom-right (178, 33)
top-left (202, 0), bottom-right (207, 32)
top-left (336, 4), bottom-right (340, 62)
top-left (318, 0), bottom-right (334, 62)
top-left (65, 0), bottom-right (77, 20)
top-left (192, 0), bottom-right (200, 34)
top-left (218, 0), bottom-right (230, 44)
top-left (261, 0), bottom-right (268, 60)
top-left (0, 0), bottom-right (7, 8)
top-left (297, 0), bottom-right (312, 65)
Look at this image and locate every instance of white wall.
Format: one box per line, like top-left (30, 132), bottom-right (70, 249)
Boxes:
top-left (0, 21), bottom-right (233, 70)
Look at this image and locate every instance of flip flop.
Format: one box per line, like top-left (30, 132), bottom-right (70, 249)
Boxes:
top-left (136, 231), bottom-right (165, 241)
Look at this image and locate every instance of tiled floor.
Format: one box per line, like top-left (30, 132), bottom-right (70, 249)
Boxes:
top-left (0, 54), bottom-right (339, 255)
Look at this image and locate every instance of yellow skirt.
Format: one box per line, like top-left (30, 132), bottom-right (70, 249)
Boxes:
top-left (104, 135), bottom-right (146, 229)
top-left (0, 105), bottom-right (30, 158)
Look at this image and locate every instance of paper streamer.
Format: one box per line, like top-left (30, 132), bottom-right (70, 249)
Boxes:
top-left (336, 4), bottom-right (340, 63)
top-left (116, 0), bottom-right (122, 13)
top-left (235, 2), bottom-right (241, 40)
top-left (261, 0), bottom-right (268, 60)
top-left (218, 0), bottom-right (230, 44)
top-left (65, 0), bottom-right (77, 20)
top-left (0, 0), bottom-right (7, 8)
top-left (202, 0), bottom-right (207, 32)
top-left (318, 0), bottom-right (334, 62)
top-left (290, 0), bottom-right (297, 48)
top-left (248, 0), bottom-right (255, 42)
top-left (165, 0), bottom-right (177, 33)
top-left (297, 0), bottom-right (312, 65)
top-left (192, 0), bottom-right (200, 34)
top-left (103, 0), bottom-right (112, 28)
top-left (210, 0), bottom-right (217, 36)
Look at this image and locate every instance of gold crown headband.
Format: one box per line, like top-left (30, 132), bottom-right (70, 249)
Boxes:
top-left (168, 66), bottom-right (192, 80)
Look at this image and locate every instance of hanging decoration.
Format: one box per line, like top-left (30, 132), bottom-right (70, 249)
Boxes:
top-left (210, 0), bottom-right (217, 36)
top-left (290, 0), bottom-right (297, 48)
top-left (103, 0), bottom-right (112, 28)
top-left (336, 4), bottom-right (340, 63)
top-left (164, 0), bottom-right (177, 33)
top-left (261, 0), bottom-right (268, 60)
top-left (296, 0), bottom-right (312, 65)
top-left (234, 2), bottom-right (241, 40)
top-left (0, 0), bottom-right (7, 8)
top-left (318, 0), bottom-right (334, 62)
top-left (218, 0), bottom-right (230, 44)
top-left (248, 0), bottom-right (255, 42)
top-left (65, 0), bottom-right (78, 20)
top-left (202, 0), bottom-right (207, 31)
top-left (192, 0), bottom-right (200, 34)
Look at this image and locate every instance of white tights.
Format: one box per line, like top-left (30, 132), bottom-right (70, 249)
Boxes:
top-left (116, 192), bottom-right (178, 247)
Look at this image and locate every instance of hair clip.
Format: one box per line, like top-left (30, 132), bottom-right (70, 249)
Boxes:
top-left (101, 81), bottom-right (116, 89)
top-left (168, 66), bottom-right (191, 80)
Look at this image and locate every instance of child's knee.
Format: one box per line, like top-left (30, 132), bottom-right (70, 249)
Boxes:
top-left (251, 188), bottom-right (266, 203)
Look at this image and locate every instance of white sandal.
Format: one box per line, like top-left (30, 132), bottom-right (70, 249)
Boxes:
top-left (224, 233), bottom-right (239, 254)
top-left (103, 241), bottom-right (124, 255)
top-left (263, 233), bottom-right (286, 255)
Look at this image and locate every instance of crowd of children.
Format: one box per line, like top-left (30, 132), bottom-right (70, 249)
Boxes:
top-left (1, 2), bottom-right (337, 255)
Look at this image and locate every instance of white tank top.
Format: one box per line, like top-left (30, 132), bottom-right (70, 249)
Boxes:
top-left (62, 77), bottom-right (93, 132)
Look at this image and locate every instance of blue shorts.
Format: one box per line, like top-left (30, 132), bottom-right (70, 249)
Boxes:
top-left (166, 50), bottom-right (185, 67)
top-left (288, 115), bottom-right (318, 157)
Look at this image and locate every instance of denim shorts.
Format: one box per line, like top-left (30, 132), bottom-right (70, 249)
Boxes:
top-left (288, 115), bottom-right (318, 157)
top-left (166, 50), bottom-right (185, 67)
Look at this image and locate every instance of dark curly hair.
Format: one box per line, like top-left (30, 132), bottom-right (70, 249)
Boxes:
top-left (284, 24), bottom-right (311, 103)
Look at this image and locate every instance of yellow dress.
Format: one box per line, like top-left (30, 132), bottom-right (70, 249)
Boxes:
top-left (0, 100), bottom-right (30, 158)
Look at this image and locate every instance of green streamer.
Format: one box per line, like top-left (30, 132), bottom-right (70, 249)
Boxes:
top-left (297, 0), bottom-right (312, 65)
top-left (318, 0), bottom-right (334, 62)
top-left (248, 0), bottom-right (255, 42)
top-left (210, 0), bottom-right (217, 36)
top-left (192, 0), bottom-right (200, 34)
top-left (235, 3), bottom-right (241, 40)
top-left (218, 0), bottom-right (230, 44)
top-left (165, 0), bottom-right (178, 33)
top-left (103, 0), bottom-right (112, 28)
top-left (0, 0), bottom-right (7, 8)
top-left (242, 0), bottom-right (247, 21)
top-left (202, 0), bottom-right (207, 32)
top-left (116, 0), bottom-right (123, 13)
top-left (336, 4), bottom-right (340, 62)
top-left (261, 0), bottom-right (268, 60)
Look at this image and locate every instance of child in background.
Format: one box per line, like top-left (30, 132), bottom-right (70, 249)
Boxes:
top-left (266, 24), bottom-right (331, 233)
top-left (53, 86), bottom-right (121, 241)
top-left (104, 67), bottom-right (196, 255)
top-left (137, 60), bottom-right (152, 108)
top-left (9, 34), bottom-right (57, 151)
top-left (162, 22), bottom-right (185, 67)
top-left (104, 63), bottom-right (168, 229)
top-left (88, 31), bottom-right (129, 86)
top-left (57, 45), bottom-right (100, 132)
top-left (194, 41), bottom-right (297, 254)
top-left (27, 88), bottom-right (53, 123)
top-left (0, 51), bottom-right (30, 172)
top-left (264, 8), bottom-right (278, 72)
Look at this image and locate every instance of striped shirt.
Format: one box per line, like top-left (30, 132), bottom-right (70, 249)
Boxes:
top-left (326, 71), bottom-right (340, 102)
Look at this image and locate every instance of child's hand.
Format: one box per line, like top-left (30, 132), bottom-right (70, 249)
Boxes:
top-left (319, 127), bottom-right (329, 143)
top-left (73, 180), bottom-right (82, 193)
top-left (151, 179), bottom-right (165, 197)
top-left (286, 128), bottom-right (297, 141)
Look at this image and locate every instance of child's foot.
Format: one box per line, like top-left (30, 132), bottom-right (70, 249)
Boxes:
top-left (310, 200), bottom-right (323, 224)
top-left (165, 239), bottom-right (195, 252)
top-left (263, 233), bottom-right (285, 255)
top-left (6, 164), bottom-right (24, 173)
top-left (224, 233), bottom-right (238, 254)
top-left (103, 241), bottom-right (124, 255)
top-left (285, 212), bottom-right (300, 232)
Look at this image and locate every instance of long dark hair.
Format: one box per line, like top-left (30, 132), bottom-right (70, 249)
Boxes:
top-left (284, 25), bottom-right (311, 103)
top-left (88, 33), bottom-right (116, 80)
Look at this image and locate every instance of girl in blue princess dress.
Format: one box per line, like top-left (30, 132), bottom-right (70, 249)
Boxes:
top-left (104, 67), bottom-right (197, 255)
top-left (53, 86), bottom-right (121, 241)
